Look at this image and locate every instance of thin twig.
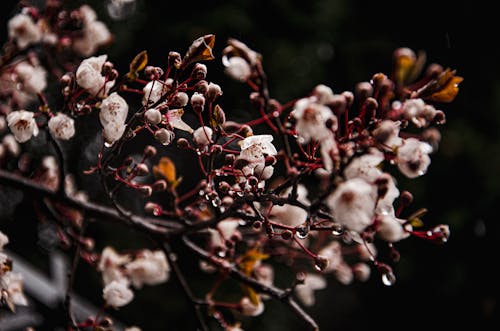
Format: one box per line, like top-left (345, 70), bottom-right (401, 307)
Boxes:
top-left (182, 236), bottom-right (319, 331)
top-left (160, 241), bottom-right (209, 331)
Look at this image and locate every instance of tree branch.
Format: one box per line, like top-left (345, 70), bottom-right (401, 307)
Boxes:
top-left (182, 236), bottom-right (319, 331)
top-left (160, 241), bottom-right (209, 331)
top-left (0, 169), bottom-right (179, 234)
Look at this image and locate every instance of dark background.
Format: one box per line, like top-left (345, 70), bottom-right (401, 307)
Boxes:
top-left (1, 0), bottom-right (499, 330)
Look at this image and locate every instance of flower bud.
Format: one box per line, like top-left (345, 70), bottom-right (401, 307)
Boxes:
top-left (190, 92), bottom-right (205, 112)
top-left (195, 80), bottom-right (209, 94)
top-left (154, 128), bottom-right (175, 145)
top-left (135, 163), bottom-right (149, 176)
top-left (191, 63), bottom-right (207, 80)
top-left (145, 202), bottom-right (162, 215)
top-left (138, 185), bottom-right (152, 197)
top-left (171, 92), bottom-right (189, 107)
top-left (143, 145), bottom-right (157, 158)
top-left (176, 137), bottom-right (190, 149)
top-left (152, 179), bottom-right (168, 192)
top-left (168, 51), bottom-right (182, 69)
top-left (145, 108), bottom-right (162, 125)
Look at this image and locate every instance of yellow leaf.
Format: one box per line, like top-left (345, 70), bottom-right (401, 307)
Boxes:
top-left (419, 68), bottom-right (463, 103)
top-left (393, 50), bottom-right (426, 86)
top-left (181, 34), bottom-right (216, 69)
top-left (242, 285), bottom-right (261, 306)
top-left (238, 248), bottom-right (269, 275)
top-left (429, 75), bottom-right (463, 103)
top-left (409, 218), bottom-right (424, 228)
top-left (127, 50), bottom-right (148, 80)
top-left (152, 157), bottom-right (182, 189)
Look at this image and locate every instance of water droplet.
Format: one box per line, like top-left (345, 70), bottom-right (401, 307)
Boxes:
top-left (314, 256), bottom-right (329, 272)
top-left (382, 272), bottom-right (396, 286)
top-left (152, 207), bottom-right (162, 216)
top-left (331, 224), bottom-right (344, 236)
top-left (217, 250), bottom-right (226, 258)
top-left (211, 197), bottom-right (221, 207)
top-left (198, 190), bottom-right (205, 196)
top-left (295, 225), bottom-right (309, 239)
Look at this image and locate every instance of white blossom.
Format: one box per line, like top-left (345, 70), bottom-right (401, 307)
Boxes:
top-left (76, 55), bottom-right (115, 97)
top-left (334, 262), bottom-right (354, 285)
top-left (376, 214), bottom-right (411, 242)
top-left (73, 5), bottom-right (111, 56)
top-left (326, 178), bottom-right (377, 233)
top-left (373, 120), bottom-right (402, 149)
top-left (320, 137), bottom-right (338, 172)
top-left (209, 218), bottom-right (240, 247)
top-left (344, 149), bottom-right (385, 182)
top-left (98, 247), bottom-right (130, 285)
top-left (142, 80), bottom-right (171, 107)
top-left (7, 110), bottom-right (39, 143)
top-left (352, 263), bottom-right (371, 282)
top-left (193, 126), bottom-right (213, 146)
top-left (164, 108), bottom-right (192, 133)
top-left (1, 272), bottom-right (28, 306)
top-left (317, 241), bottom-right (343, 273)
top-left (270, 184), bottom-right (309, 227)
top-left (100, 93), bottom-right (129, 126)
top-left (294, 273), bottom-right (327, 306)
top-left (396, 138), bottom-right (433, 178)
top-left (73, 21), bottom-right (111, 57)
top-left (14, 62), bottom-right (47, 95)
top-left (344, 150), bottom-right (400, 216)
top-left (312, 84), bottom-right (334, 104)
top-left (125, 327), bottom-right (142, 331)
top-left (103, 121), bottom-right (126, 146)
top-left (0, 231), bottom-right (8, 250)
top-left (254, 163), bottom-right (274, 180)
top-left (223, 56), bottom-right (251, 82)
top-left (125, 250), bottom-right (170, 289)
top-left (100, 92), bottom-right (129, 145)
top-left (240, 297), bottom-right (264, 316)
top-left (8, 14), bottom-right (41, 49)
top-left (0, 116), bottom-right (6, 132)
top-left (2, 134), bottom-right (20, 156)
top-left (292, 97), bottom-right (337, 144)
top-left (239, 134), bottom-right (277, 165)
top-left (399, 98), bottom-right (438, 128)
top-left (48, 113), bottom-right (75, 140)
top-left (103, 280), bottom-right (134, 308)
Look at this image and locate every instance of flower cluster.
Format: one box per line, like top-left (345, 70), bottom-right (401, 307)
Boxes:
top-left (0, 2), bottom-right (462, 330)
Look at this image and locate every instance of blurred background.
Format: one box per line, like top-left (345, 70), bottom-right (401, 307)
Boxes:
top-left (1, 0), bottom-right (499, 330)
